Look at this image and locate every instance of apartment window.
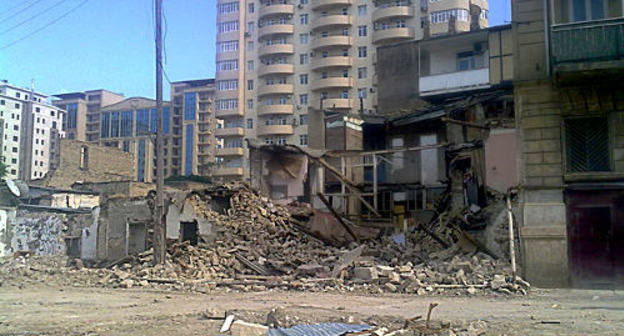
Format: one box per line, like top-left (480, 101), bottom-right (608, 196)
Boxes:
top-left (15, 103), bottom-right (20, 108)
top-left (265, 137), bottom-right (274, 145)
top-left (35, 107), bottom-right (40, 112)
top-left (342, 69), bottom-right (349, 77)
top-left (321, 92), bottom-right (328, 99)
top-left (358, 25), bottom-right (367, 36)
top-left (0, 100), bottom-right (4, 105)
top-left (299, 74), bottom-right (308, 85)
top-left (299, 94), bottom-right (308, 105)
top-left (217, 99), bottom-right (238, 110)
top-left (12, 136), bottom-right (18, 142)
top-left (13, 125), bottom-right (18, 131)
top-left (247, 118), bottom-right (254, 129)
top-left (10, 169), bottom-right (15, 175)
top-left (247, 60), bottom-right (254, 71)
top-left (15, 92), bottom-right (20, 98)
top-left (342, 91), bottom-right (349, 99)
top-left (358, 46), bottom-right (367, 58)
top-left (217, 40), bottom-right (238, 53)
top-left (52, 121), bottom-right (56, 128)
top-left (217, 80), bottom-right (238, 90)
top-left (216, 59), bottom-right (238, 71)
top-left (299, 33), bottom-right (308, 44)
top-left (299, 135), bottom-right (308, 146)
top-left (358, 5), bottom-right (366, 16)
top-left (247, 21), bottom-right (254, 33)
top-left (247, 41), bottom-right (254, 50)
top-left (342, 28), bottom-right (349, 36)
top-left (300, 54), bottom-right (308, 64)
top-left (430, 9), bottom-right (469, 24)
top-left (300, 0), bottom-right (308, 4)
top-left (11, 158), bottom-right (16, 164)
top-left (218, 2), bottom-right (239, 13)
top-left (248, 3), bottom-right (254, 13)
top-left (321, 31), bottom-right (328, 37)
top-left (358, 88), bottom-right (368, 98)
top-left (299, 114), bottom-right (308, 125)
top-left (358, 67), bottom-right (367, 79)
top-left (247, 80), bottom-right (254, 90)
top-left (218, 20), bottom-right (239, 33)
top-left (300, 14), bottom-right (308, 24)
top-left (457, 51), bottom-right (482, 71)
top-left (247, 99), bottom-right (254, 109)
top-left (565, 117), bottom-right (610, 172)
top-left (12, 147), bottom-right (17, 153)
top-left (321, 72), bottom-right (328, 79)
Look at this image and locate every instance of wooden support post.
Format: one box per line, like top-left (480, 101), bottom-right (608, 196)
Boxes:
top-left (341, 156), bottom-right (346, 215)
top-left (507, 193), bottom-right (517, 282)
top-left (372, 154), bottom-right (378, 210)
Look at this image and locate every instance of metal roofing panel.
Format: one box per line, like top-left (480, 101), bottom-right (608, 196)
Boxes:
top-left (268, 323), bottom-right (371, 336)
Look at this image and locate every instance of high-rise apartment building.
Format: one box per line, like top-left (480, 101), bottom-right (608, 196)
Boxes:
top-left (215, 0), bottom-right (488, 180)
top-left (53, 90), bottom-right (125, 141)
top-left (170, 79), bottom-right (217, 177)
top-left (0, 81), bottom-right (65, 181)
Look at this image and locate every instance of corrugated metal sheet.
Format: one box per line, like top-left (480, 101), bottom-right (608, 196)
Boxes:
top-left (268, 323), bottom-right (371, 336)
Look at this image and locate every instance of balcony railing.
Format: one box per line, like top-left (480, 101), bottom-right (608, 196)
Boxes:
top-left (551, 17), bottom-right (624, 68)
top-left (419, 67), bottom-right (490, 96)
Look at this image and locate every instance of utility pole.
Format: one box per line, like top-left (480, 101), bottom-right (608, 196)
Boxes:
top-left (153, 0), bottom-right (166, 265)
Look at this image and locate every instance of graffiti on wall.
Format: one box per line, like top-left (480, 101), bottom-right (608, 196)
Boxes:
top-left (12, 215), bottom-right (65, 255)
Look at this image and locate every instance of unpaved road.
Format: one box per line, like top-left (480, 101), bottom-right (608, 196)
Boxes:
top-left (0, 285), bottom-right (623, 335)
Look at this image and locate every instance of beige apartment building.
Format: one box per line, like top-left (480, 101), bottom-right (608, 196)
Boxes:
top-left (215, 0), bottom-right (488, 179)
top-left (53, 90), bottom-right (125, 141)
top-left (170, 79), bottom-right (217, 177)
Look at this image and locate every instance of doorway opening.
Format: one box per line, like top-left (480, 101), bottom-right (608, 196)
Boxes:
top-left (180, 221), bottom-right (198, 245)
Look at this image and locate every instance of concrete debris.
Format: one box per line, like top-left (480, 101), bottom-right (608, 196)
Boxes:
top-left (0, 182), bottom-right (529, 296)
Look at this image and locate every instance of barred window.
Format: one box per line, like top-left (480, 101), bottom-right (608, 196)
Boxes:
top-left (565, 117), bottom-right (610, 173)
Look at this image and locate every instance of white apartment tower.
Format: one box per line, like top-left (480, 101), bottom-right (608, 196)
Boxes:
top-left (215, 0), bottom-right (488, 179)
top-left (0, 81), bottom-right (65, 181)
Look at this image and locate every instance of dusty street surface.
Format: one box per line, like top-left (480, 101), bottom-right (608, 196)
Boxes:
top-left (0, 285), bottom-right (622, 336)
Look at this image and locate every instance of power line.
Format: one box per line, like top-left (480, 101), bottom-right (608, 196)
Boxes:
top-left (0, 0), bottom-right (71, 35)
top-left (0, 0), bottom-right (45, 20)
top-left (0, 0), bottom-right (88, 50)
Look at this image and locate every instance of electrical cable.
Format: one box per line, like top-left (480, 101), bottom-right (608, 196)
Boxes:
top-left (0, 0), bottom-right (71, 35)
top-left (0, 0), bottom-right (88, 50)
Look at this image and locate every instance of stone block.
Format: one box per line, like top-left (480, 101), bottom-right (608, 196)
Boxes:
top-left (230, 320), bottom-right (269, 336)
top-left (543, 152), bottom-right (562, 164)
top-left (376, 265), bottom-right (394, 277)
top-left (353, 267), bottom-right (378, 280)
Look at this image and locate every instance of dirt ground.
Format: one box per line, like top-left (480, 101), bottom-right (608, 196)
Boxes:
top-left (0, 285), bottom-right (623, 336)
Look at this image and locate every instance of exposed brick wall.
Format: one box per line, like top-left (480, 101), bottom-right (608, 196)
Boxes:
top-left (46, 140), bottom-right (136, 189)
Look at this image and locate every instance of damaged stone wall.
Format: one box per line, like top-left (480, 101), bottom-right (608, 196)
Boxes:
top-left (166, 191), bottom-right (215, 242)
top-left (44, 140), bottom-right (136, 189)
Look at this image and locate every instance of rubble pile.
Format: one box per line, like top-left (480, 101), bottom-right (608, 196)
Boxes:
top-left (0, 182), bottom-right (528, 296)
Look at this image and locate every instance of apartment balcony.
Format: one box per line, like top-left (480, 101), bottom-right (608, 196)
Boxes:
top-left (213, 167), bottom-right (244, 176)
top-left (258, 63), bottom-right (295, 77)
top-left (258, 24), bottom-right (294, 39)
top-left (259, 4), bottom-right (294, 18)
top-left (311, 0), bottom-right (353, 10)
top-left (372, 6), bottom-right (414, 22)
top-left (311, 77), bottom-right (354, 91)
top-left (216, 70), bottom-right (239, 80)
top-left (258, 124), bottom-right (294, 135)
top-left (217, 30), bottom-right (240, 42)
top-left (198, 127), bottom-right (212, 135)
top-left (215, 127), bottom-right (245, 137)
top-left (257, 104), bottom-right (295, 116)
top-left (258, 43), bottom-right (294, 57)
top-left (372, 27), bottom-right (415, 44)
top-left (550, 18), bottom-right (624, 75)
top-left (257, 83), bottom-right (294, 97)
top-left (216, 147), bottom-right (245, 156)
top-left (311, 36), bottom-right (353, 50)
top-left (217, 11), bottom-right (239, 23)
top-left (215, 90), bottom-right (238, 100)
top-left (216, 50), bottom-right (239, 62)
top-left (321, 98), bottom-right (353, 109)
top-left (311, 15), bottom-right (353, 31)
top-left (419, 68), bottom-right (490, 97)
top-left (216, 109), bottom-right (244, 118)
top-left (311, 56), bottom-right (353, 70)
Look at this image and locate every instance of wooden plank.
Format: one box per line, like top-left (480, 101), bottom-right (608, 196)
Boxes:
top-left (317, 193), bottom-right (358, 243)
